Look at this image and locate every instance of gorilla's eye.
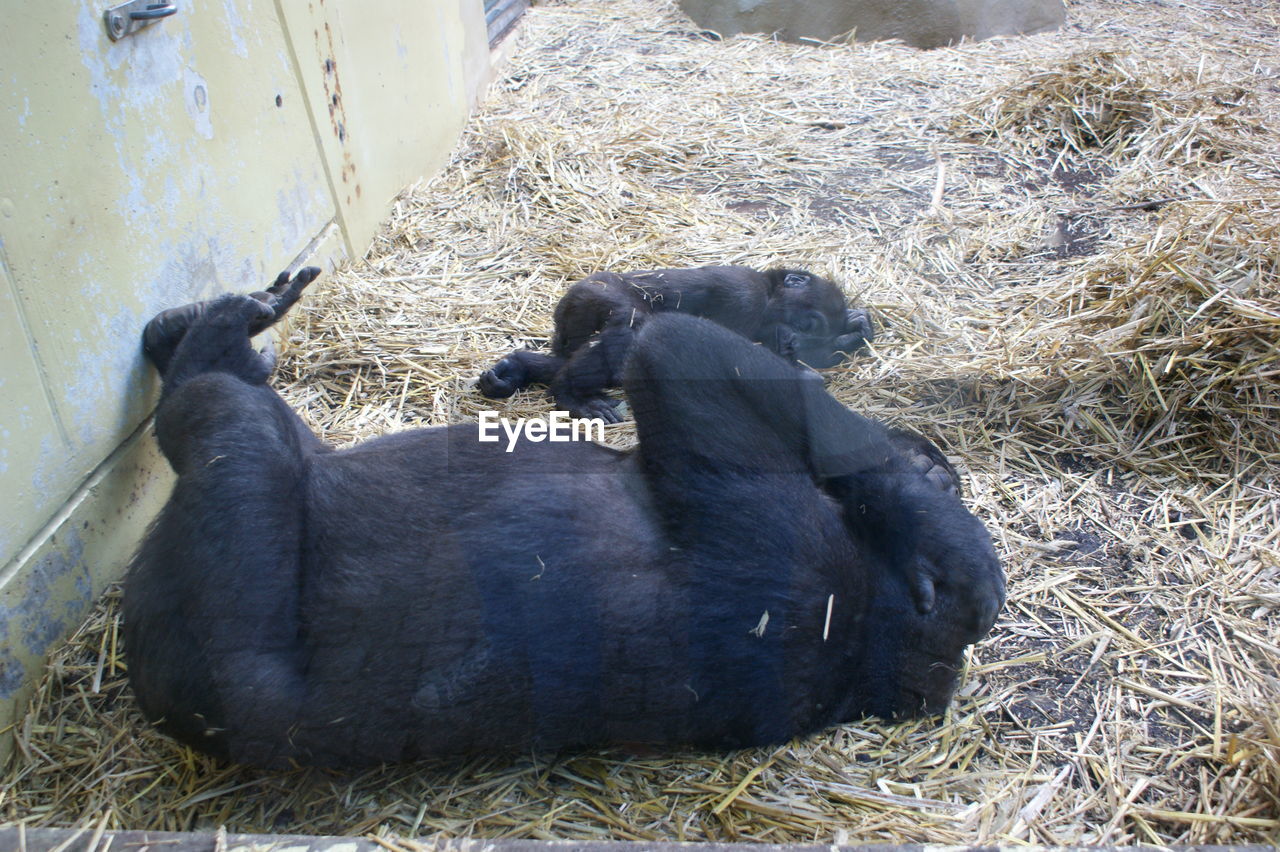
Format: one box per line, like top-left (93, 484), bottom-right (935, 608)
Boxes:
top-left (795, 315), bottom-right (823, 334)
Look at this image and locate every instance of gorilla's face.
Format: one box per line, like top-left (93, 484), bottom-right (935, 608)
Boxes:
top-left (758, 272), bottom-right (875, 368)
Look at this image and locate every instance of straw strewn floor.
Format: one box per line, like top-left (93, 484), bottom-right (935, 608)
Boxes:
top-left (3, 0), bottom-right (1278, 844)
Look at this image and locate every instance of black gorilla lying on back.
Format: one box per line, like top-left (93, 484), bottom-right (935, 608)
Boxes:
top-left (124, 268), bottom-right (1004, 769)
top-left (478, 265), bottom-right (874, 421)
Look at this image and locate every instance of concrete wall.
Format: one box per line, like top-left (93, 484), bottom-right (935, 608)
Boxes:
top-left (678, 0), bottom-right (1065, 49)
top-left (0, 0), bottom-right (500, 761)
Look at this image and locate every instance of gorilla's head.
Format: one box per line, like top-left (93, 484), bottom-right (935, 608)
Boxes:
top-left (757, 269), bottom-right (875, 368)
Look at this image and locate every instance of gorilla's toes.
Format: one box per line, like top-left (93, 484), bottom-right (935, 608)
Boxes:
top-left (571, 397), bottom-right (621, 424)
top-left (231, 293), bottom-right (278, 324)
top-left (261, 266), bottom-right (321, 298)
top-left (887, 428), bottom-right (962, 497)
top-left (263, 269), bottom-right (293, 297)
top-left (292, 266), bottom-right (323, 288)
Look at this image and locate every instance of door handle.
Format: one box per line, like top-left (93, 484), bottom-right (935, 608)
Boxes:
top-left (105, 1), bottom-right (178, 41)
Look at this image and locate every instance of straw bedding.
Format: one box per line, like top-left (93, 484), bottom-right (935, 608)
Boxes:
top-left (3, 0), bottom-right (1278, 844)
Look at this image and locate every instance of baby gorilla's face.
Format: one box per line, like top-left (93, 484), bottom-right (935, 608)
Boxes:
top-left (759, 272), bottom-right (875, 368)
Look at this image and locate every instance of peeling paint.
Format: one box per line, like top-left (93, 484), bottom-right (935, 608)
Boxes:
top-left (77, 1), bottom-right (185, 130)
top-left (276, 169), bottom-right (328, 252)
top-left (183, 68), bottom-right (215, 139)
top-left (224, 0), bottom-right (251, 58)
top-left (0, 425), bottom-right (175, 751)
top-left (66, 300), bottom-right (153, 449)
top-left (34, 0), bottom-right (331, 477)
top-left (27, 433), bottom-right (61, 519)
top-left (119, 25), bottom-right (186, 107)
top-left (0, 529), bottom-right (90, 666)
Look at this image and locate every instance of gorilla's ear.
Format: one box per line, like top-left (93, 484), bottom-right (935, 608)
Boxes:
top-left (783, 272), bottom-right (811, 288)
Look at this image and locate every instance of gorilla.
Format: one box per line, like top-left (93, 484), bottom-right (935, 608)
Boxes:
top-left (478, 265), bottom-right (875, 422)
top-left (124, 268), bottom-right (1004, 769)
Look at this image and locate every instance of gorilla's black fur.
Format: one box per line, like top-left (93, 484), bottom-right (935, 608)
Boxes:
top-left (124, 269), bottom-right (1003, 769)
top-left (478, 266), bottom-right (874, 421)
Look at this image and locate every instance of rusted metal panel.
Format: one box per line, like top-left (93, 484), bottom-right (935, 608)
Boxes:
top-left (275, 0), bottom-right (492, 254)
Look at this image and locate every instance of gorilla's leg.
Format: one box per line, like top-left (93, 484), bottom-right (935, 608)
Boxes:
top-left (132, 373), bottom-right (311, 767)
top-left (624, 315), bottom-right (1002, 633)
top-left (547, 318), bottom-right (638, 422)
top-left (143, 267), bottom-right (321, 377)
top-left (129, 283), bottom-right (321, 766)
top-left (477, 351), bottom-right (565, 399)
top-left (624, 314), bottom-right (893, 481)
top-left (619, 315), bottom-right (873, 745)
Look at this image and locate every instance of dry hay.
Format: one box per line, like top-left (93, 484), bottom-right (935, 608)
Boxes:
top-left (3, 0), bottom-right (1279, 845)
top-left (951, 47), bottom-right (1267, 166)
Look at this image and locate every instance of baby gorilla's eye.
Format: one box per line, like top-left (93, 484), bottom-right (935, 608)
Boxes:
top-left (795, 314), bottom-right (824, 334)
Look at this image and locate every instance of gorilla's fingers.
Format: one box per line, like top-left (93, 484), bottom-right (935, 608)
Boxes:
top-left (293, 266), bottom-right (323, 287)
top-left (775, 326), bottom-right (799, 360)
top-left (845, 308), bottom-right (875, 342)
top-left (832, 332), bottom-right (866, 353)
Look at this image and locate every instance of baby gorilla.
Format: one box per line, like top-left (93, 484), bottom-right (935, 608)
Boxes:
top-left (125, 269), bottom-right (1003, 769)
top-left (478, 265), bottom-right (874, 421)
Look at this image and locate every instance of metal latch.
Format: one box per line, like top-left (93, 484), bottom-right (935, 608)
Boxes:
top-left (104, 0), bottom-right (178, 41)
